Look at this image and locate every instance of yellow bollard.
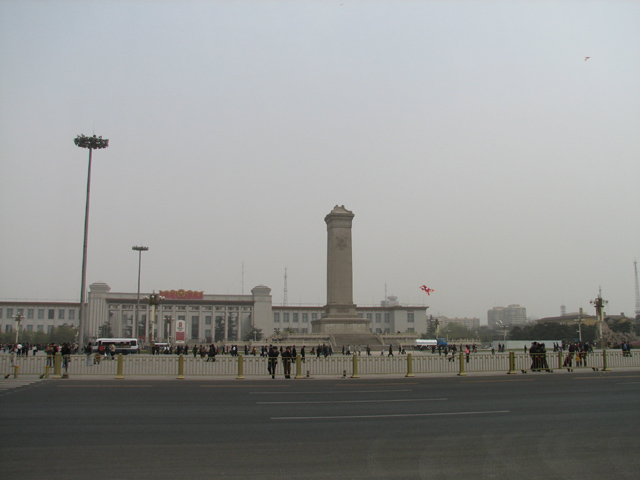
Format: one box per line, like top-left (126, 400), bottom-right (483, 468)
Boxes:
top-left (13, 365), bottom-right (19, 379)
top-left (457, 351), bottom-right (466, 376)
top-left (236, 354), bottom-right (245, 380)
top-left (53, 352), bottom-right (62, 379)
top-left (115, 353), bottom-right (124, 379)
top-left (45, 365), bottom-right (50, 379)
top-left (507, 351), bottom-right (517, 374)
top-left (351, 352), bottom-right (360, 378)
top-left (602, 349), bottom-right (611, 372)
top-left (295, 354), bottom-right (303, 379)
top-left (406, 353), bottom-right (414, 378)
top-left (177, 354), bottom-right (185, 380)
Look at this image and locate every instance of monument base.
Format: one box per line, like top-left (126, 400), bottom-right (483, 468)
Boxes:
top-left (311, 316), bottom-right (370, 334)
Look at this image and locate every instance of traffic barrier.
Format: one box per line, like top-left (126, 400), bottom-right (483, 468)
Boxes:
top-left (116, 353), bottom-right (124, 379)
top-left (351, 353), bottom-right (359, 378)
top-left (295, 354), bottom-right (303, 379)
top-left (177, 354), bottom-right (185, 379)
top-left (406, 353), bottom-right (414, 378)
top-left (458, 352), bottom-right (466, 376)
top-left (236, 354), bottom-right (244, 380)
top-left (1, 349), bottom-right (638, 379)
top-left (53, 352), bottom-right (62, 378)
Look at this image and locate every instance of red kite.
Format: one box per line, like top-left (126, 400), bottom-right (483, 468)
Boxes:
top-left (420, 285), bottom-right (434, 295)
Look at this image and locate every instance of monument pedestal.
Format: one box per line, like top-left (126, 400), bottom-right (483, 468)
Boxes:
top-left (311, 304), bottom-right (369, 333)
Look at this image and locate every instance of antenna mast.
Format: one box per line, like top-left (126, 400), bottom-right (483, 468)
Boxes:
top-left (283, 268), bottom-right (288, 306)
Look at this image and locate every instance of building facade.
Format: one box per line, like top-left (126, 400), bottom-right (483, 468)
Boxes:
top-left (487, 304), bottom-right (527, 327)
top-left (1, 285), bottom-right (428, 343)
top-left (0, 301), bottom-right (81, 336)
top-left (273, 296), bottom-right (428, 336)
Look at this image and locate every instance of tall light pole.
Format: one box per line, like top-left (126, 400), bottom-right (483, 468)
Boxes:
top-left (14, 314), bottom-right (24, 344)
top-left (590, 288), bottom-right (608, 348)
top-left (143, 291), bottom-right (165, 346)
top-left (132, 246), bottom-right (149, 339)
top-left (497, 321), bottom-right (509, 343)
top-left (575, 314), bottom-right (584, 343)
top-left (74, 134), bottom-right (109, 345)
top-left (164, 315), bottom-right (173, 344)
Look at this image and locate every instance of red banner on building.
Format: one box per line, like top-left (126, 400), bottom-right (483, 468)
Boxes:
top-left (175, 319), bottom-right (186, 344)
top-left (159, 289), bottom-right (204, 300)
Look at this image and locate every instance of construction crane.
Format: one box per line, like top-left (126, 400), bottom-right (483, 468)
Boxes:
top-left (634, 261), bottom-right (640, 320)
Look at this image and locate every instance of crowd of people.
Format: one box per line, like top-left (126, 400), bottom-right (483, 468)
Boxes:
top-left (1, 342), bottom-right (80, 356)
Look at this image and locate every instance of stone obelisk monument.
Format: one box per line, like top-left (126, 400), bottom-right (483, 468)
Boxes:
top-left (312, 205), bottom-right (369, 333)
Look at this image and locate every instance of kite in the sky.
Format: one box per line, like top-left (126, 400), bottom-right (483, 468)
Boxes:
top-left (584, 57), bottom-right (590, 61)
top-left (420, 285), bottom-right (434, 295)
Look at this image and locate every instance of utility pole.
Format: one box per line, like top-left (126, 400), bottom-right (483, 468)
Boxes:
top-left (634, 261), bottom-right (640, 321)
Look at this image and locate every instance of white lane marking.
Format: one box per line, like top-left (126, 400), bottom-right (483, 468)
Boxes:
top-left (250, 389), bottom-right (414, 395)
top-left (259, 398), bottom-right (447, 405)
top-left (272, 410), bottom-right (510, 420)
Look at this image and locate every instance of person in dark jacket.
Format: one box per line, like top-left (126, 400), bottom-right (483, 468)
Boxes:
top-left (268, 345), bottom-right (279, 379)
top-left (282, 346), bottom-right (293, 379)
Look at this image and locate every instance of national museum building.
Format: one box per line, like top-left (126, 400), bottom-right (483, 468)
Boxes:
top-left (1, 282), bottom-right (427, 343)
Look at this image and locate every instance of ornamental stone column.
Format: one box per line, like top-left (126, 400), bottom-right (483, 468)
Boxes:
top-left (312, 205), bottom-right (369, 333)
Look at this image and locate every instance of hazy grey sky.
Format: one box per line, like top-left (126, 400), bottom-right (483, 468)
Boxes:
top-left (1, 1), bottom-right (638, 323)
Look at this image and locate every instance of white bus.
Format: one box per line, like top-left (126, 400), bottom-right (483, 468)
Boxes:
top-left (92, 338), bottom-right (139, 355)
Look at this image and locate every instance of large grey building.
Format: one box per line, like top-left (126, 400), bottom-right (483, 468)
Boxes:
top-left (487, 304), bottom-right (527, 327)
top-left (1, 283), bottom-right (427, 343)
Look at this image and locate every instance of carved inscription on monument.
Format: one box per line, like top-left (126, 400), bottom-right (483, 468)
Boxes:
top-left (335, 236), bottom-right (348, 251)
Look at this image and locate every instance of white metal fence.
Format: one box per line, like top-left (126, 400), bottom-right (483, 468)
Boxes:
top-left (1, 350), bottom-right (638, 378)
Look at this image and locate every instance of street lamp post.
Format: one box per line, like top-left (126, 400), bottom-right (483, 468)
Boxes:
top-left (143, 291), bottom-right (165, 346)
top-left (590, 288), bottom-right (608, 348)
top-left (132, 246), bottom-right (149, 339)
top-left (74, 134), bottom-right (109, 346)
top-left (497, 321), bottom-right (509, 343)
top-left (164, 315), bottom-right (173, 344)
top-left (14, 314), bottom-right (24, 344)
top-left (575, 315), bottom-right (584, 343)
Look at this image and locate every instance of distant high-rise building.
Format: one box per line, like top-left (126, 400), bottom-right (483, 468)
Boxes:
top-left (488, 304), bottom-right (527, 327)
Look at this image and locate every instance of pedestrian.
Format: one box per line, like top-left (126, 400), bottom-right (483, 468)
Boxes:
top-left (207, 344), bottom-right (217, 362)
top-left (268, 345), bottom-right (279, 379)
top-left (388, 344), bottom-right (394, 357)
top-left (61, 343), bottom-right (71, 374)
top-left (85, 342), bottom-right (93, 366)
top-left (282, 346), bottom-right (292, 379)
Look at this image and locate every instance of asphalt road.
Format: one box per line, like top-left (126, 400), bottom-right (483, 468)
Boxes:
top-left (1, 372), bottom-right (639, 479)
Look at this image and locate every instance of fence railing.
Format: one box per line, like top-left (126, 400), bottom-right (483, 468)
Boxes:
top-left (1, 350), bottom-right (638, 379)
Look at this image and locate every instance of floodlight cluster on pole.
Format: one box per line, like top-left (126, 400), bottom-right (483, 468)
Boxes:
top-left (143, 291), bottom-right (165, 346)
top-left (590, 288), bottom-right (608, 348)
top-left (74, 134), bottom-right (109, 346)
top-left (164, 315), bottom-right (173, 344)
top-left (14, 314), bottom-right (24, 344)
